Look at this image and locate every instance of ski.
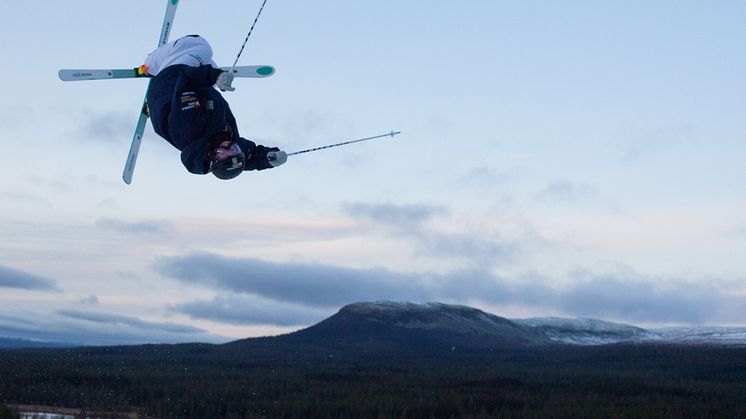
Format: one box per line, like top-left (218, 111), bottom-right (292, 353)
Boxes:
top-left (59, 65), bottom-right (275, 81)
top-left (58, 69), bottom-right (149, 81)
top-left (122, 0), bottom-right (179, 185)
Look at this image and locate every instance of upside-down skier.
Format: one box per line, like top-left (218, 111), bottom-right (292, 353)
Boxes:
top-left (143, 34), bottom-right (287, 180)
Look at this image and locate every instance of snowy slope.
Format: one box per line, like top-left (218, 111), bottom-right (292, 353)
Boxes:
top-left (652, 327), bottom-right (746, 345)
top-left (514, 317), bottom-right (746, 346)
top-left (513, 317), bottom-right (660, 345)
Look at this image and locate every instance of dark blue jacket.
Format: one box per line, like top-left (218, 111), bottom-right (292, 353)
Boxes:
top-left (146, 64), bottom-right (277, 174)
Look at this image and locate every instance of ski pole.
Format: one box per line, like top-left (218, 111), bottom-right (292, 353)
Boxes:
top-left (287, 131), bottom-right (401, 157)
top-left (231, 0), bottom-right (269, 71)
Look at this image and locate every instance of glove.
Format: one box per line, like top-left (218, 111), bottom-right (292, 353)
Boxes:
top-left (215, 71), bottom-right (235, 92)
top-left (267, 150), bottom-right (287, 167)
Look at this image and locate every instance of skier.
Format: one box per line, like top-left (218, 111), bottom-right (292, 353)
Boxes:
top-left (142, 35), bottom-right (287, 180)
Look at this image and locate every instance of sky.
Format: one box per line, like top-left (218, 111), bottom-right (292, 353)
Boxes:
top-left (0, 0), bottom-right (745, 345)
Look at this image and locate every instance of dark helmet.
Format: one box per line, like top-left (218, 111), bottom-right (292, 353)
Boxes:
top-left (210, 141), bottom-right (245, 180)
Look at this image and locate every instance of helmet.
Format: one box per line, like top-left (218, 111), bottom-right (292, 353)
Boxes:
top-left (210, 141), bottom-right (245, 180)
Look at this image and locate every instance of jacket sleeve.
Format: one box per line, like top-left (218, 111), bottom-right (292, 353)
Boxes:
top-left (236, 137), bottom-right (279, 171)
top-left (180, 65), bottom-right (223, 88)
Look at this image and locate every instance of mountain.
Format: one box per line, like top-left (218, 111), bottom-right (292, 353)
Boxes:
top-left (251, 302), bottom-right (746, 351)
top-left (3, 302), bottom-right (745, 350)
top-left (652, 327), bottom-right (746, 345)
top-left (515, 318), bottom-right (746, 346)
top-left (0, 337), bottom-right (73, 349)
top-left (225, 302), bottom-right (551, 356)
top-left (514, 317), bottom-right (660, 345)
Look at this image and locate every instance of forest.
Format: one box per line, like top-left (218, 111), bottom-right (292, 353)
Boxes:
top-left (1, 343), bottom-right (745, 418)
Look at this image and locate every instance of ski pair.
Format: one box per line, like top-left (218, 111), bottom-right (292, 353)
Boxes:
top-left (62, 0), bottom-right (274, 184)
top-left (121, 1), bottom-right (276, 184)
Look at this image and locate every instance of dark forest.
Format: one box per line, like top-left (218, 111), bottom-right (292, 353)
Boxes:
top-left (1, 343), bottom-right (745, 418)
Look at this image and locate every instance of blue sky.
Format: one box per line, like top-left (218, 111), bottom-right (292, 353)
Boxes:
top-left (0, 1), bottom-right (745, 345)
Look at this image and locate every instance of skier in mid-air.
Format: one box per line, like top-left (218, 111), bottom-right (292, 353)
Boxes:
top-left (143, 34), bottom-right (287, 180)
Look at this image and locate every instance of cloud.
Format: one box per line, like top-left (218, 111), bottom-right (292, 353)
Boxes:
top-left (555, 271), bottom-right (735, 324)
top-left (342, 202), bottom-right (443, 228)
top-left (57, 310), bottom-right (205, 334)
top-left (533, 181), bottom-right (599, 205)
top-left (621, 123), bottom-right (700, 161)
top-left (156, 252), bottom-right (548, 313)
top-left (77, 110), bottom-right (134, 142)
top-left (156, 252), bottom-right (746, 327)
top-left (341, 201), bottom-right (518, 265)
top-left (457, 167), bottom-right (512, 188)
top-left (2, 190), bottom-right (53, 208)
top-left (0, 105), bottom-right (36, 133)
top-left (95, 218), bottom-right (171, 235)
top-left (724, 224), bottom-right (746, 238)
top-left (0, 265), bottom-right (60, 291)
top-left (155, 252), bottom-right (430, 308)
top-left (417, 232), bottom-right (519, 266)
top-left (25, 175), bottom-right (74, 194)
top-left (171, 294), bottom-right (331, 326)
top-left (0, 310), bottom-right (226, 346)
top-left (436, 269), bottom-right (556, 306)
top-left (450, 270), bottom-right (745, 326)
top-left (78, 295), bottom-right (99, 305)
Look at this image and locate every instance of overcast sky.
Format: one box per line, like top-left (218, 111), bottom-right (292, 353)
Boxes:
top-left (1, 1), bottom-right (745, 345)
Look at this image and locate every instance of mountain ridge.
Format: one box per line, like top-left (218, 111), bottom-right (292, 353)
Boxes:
top-left (2, 301), bottom-right (745, 349)
top-left (229, 301), bottom-right (746, 350)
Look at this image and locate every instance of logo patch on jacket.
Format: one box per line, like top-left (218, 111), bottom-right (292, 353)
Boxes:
top-left (180, 91), bottom-right (201, 111)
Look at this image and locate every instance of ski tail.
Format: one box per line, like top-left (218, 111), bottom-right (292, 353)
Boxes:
top-left (122, 106), bottom-right (149, 184)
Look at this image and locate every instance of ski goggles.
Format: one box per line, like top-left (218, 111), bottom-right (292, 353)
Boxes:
top-left (211, 141), bottom-right (244, 163)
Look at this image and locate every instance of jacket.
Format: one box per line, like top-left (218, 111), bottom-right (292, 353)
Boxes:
top-left (146, 64), bottom-right (276, 174)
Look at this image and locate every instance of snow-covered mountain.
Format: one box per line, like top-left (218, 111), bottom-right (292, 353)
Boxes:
top-left (344, 301), bottom-right (532, 336)
top-left (3, 301), bottom-right (745, 349)
top-left (280, 302), bottom-right (746, 349)
top-left (273, 301), bottom-right (550, 352)
top-left (514, 316), bottom-right (746, 346)
top-left (513, 317), bottom-right (659, 345)
top-left (321, 302), bottom-right (746, 347)
top-left (651, 327), bottom-right (746, 345)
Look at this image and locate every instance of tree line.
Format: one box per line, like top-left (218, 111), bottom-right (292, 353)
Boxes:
top-left (1, 344), bottom-right (745, 418)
